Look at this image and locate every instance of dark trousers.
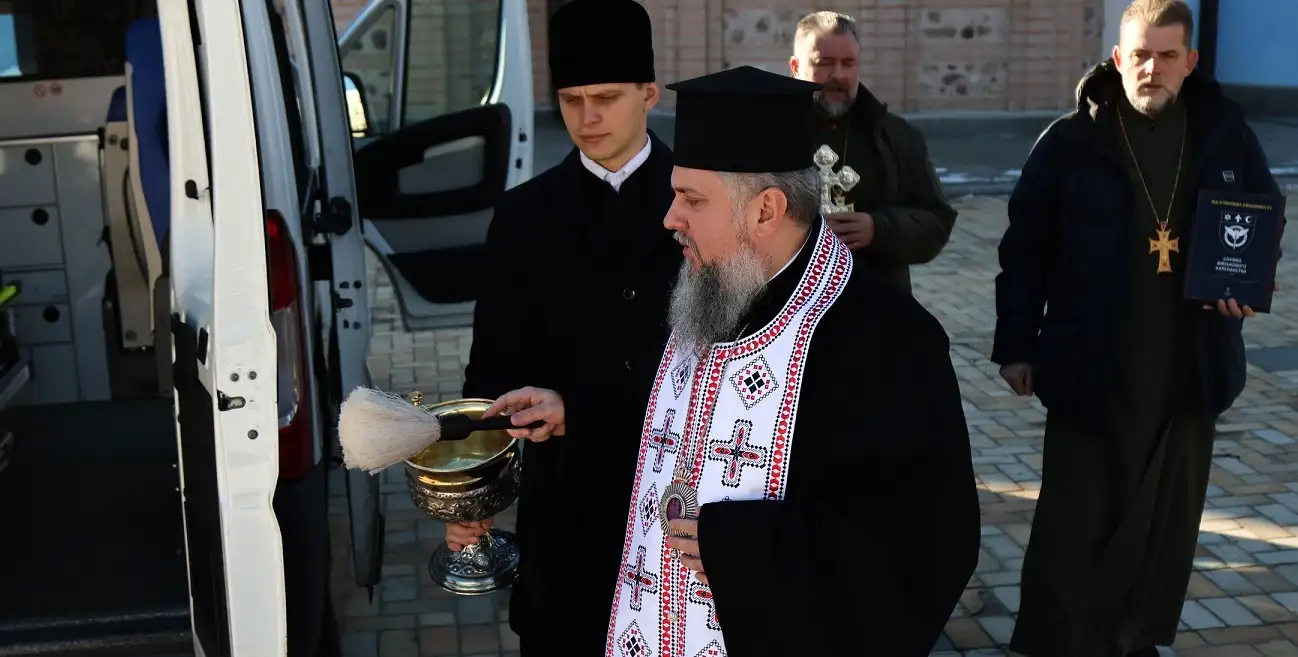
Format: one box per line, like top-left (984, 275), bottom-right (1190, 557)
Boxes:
top-left (519, 626), bottom-right (607, 657)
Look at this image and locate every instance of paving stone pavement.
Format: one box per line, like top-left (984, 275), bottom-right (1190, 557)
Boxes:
top-left (330, 192), bottom-right (1298, 657)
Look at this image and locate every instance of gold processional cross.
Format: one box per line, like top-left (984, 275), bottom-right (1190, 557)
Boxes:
top-left (1149, 227), bottom-right (1179, 274)
top-left (813, 144), bottom-right (860, 215)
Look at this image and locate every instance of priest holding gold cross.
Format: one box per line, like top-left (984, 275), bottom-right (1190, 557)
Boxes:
top-left (788, 11), bottom-right (957, 294)
top-left (993, 1), bottom-right (1286, 654)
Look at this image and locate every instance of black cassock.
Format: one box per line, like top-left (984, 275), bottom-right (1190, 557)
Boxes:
top-left (694, 220), bottom-right (981, 656)
top-left (463, 132), bottom-right (682, 654)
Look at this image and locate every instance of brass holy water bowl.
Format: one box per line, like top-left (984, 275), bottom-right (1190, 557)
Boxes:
top-left (403, 393), bottom-right (521, 595)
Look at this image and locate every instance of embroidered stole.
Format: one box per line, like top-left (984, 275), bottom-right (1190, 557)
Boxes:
top-left (604, 220), bottom-right (853, 657)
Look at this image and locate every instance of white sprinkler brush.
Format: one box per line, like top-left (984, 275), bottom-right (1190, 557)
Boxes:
top-left (337, 387), bottom-right (541, 473)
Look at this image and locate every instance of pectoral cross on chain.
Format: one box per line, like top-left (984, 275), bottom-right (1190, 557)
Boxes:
top-left (813, 144), bottom-right (860, 215)
top-left (1149, 228), bottom-right (1179, 274)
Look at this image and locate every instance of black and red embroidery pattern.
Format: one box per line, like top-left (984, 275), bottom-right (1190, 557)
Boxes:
top-left (619, 620), bottom-right (652, 657)
top-left (692, 640), bottom-right (725, 657)
top-left (705, 420), bottom-right (769, 488)
top-left (646, 409), bottom-right (680, 474)
top-left (687, 580), bottom-right (721, 631)
top-left (671, 360), bottom-right (691, 399)
top-left (622, 545), bottom-right (660, 613)
top-left (762, 238), bottom-right (850, 501)
top-left (606, 222), bottom-right (853, 657)
top-left (606, 339), bottom-right (677, 657)
top-left (727, 355), bottom-right (778, 409)
top-left (639, 483), bottom-right (659, 537)
top-left (663, 225), bottom-right (850, 655)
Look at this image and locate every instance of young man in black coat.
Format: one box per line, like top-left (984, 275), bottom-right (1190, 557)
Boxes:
top-left (448, 1), bottom-right (682, 655)
top-left (993, 1), bottom-right (1283, 655)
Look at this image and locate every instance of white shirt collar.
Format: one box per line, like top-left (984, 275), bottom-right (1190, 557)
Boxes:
top-left (580, 136), bottom-right (652, 192)
top-left (768, 226), bottom-right (813, 282)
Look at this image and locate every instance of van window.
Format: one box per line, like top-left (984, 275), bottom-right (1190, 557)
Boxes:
top-left (339, 6), bottom-right (395, 134)
top-left (0, 13), bottom-right (24, 77)
top-left (340, 0), bottom-right (502, 135)
top-left (0, 0), bottom-right (156, 81)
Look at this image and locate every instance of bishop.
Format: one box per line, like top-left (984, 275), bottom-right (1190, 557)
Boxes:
top-left (606, 65), bottom-right (979, 656)
top-left (486, 66), bottom-right (981, 657)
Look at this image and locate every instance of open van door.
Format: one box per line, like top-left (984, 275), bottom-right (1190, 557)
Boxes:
top-left (338, 0), bottom-right (534, 331)
top-left (298, 0), bottom-right (385, 593)
top-left (296, 0), bottom-right (533, 594)
top-left (295, 0), bottom-right (533, 592)
top-left (163, 0), bottom-right (288, 652)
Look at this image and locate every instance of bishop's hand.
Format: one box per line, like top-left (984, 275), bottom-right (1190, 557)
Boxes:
top-left (667, 519), bottom-right (708, 585)
top-left (825, 212), bottom-right (875, 250)
top-left (484, 386), bottom-right (566, 442)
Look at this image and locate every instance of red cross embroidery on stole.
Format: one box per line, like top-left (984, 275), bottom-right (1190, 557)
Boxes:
top-left (621, 545), bottom-right (659, 613)
top-left (647, 409), bottom-right (681, 474)
top-left (705, 420), bottom-right (770, 488)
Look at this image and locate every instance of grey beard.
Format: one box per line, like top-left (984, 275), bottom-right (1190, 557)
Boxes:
top-left (1127, 89), bottom-right (1178, 118)
top-left (667, 244), bottom-right (768, 354)
top-left (815, 89), bottom-right (856, 118)
top-left (1130, 95), bottom-right (1165, 117)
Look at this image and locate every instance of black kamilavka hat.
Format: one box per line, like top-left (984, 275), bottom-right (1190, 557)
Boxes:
top-left (548, 0), bottom-right (655, 90)
top-left (666, 66), bottom-right (823, 173)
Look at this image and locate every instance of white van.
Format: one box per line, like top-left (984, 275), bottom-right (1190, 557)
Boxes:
top-left (0, 0), bottom-right (532, 653)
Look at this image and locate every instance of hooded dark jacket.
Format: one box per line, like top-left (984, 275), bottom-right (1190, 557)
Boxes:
top-left (991, 60), bottom-right (1282, 429)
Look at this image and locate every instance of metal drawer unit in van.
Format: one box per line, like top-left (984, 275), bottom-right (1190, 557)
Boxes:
top-left (0, 137), bottom-right (112, 405)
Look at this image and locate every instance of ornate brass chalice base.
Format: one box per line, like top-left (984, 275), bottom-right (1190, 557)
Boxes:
top-left (403, 392), bottom-right (522, 595)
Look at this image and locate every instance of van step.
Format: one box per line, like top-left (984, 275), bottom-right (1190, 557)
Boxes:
top-left (0, 634), bottom-right (192, 657)
top-left (0, 607), bottom-right (192, 657)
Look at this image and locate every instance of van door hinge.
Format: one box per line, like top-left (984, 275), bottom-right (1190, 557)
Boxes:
top-left (331, 289), bottom-right (355, 310)
top-left (313, 196), bottom-right (353, 236)
top-left (217, 391), bottom-right (246, 411)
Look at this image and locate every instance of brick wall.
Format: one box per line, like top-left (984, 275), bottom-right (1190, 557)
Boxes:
top-left (526, 0), bottom-right (1104, 113)
top-left (332, 0), bottom-right (1105, 117)
top-left (332, 0), bottom-right (367, 32)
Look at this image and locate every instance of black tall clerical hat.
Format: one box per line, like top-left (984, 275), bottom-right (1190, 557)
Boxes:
top-left (548, 0), bottom-right (655, 90)
top-left (666, 66), bottom-right (823, 173)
